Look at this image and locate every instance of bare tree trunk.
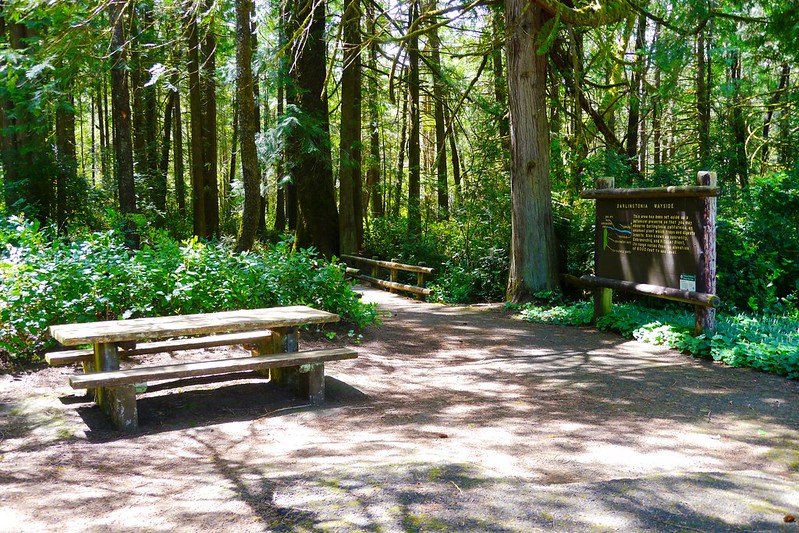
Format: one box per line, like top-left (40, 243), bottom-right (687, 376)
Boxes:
top-left (54, 92), bottom-right (76, 232)
top-left (407, 0), bottom-right (422, 235)
top-left (338, 0), bottom-right (363, 254)
top-left (173, 90), bottom-right (186, 218)
top-left (365, 0), bottom-right (383, 219)
top-left (505, 0), bottom-right (559, 301)
top-left (625, 13), bottom-right (645, 176)
top-left (761, 62), bottom-right (789, 169)
top-left (729, 50), bottom-right (748, 189)
top-left (186, 8), bottom-right (205, 237)
top-left (492, 5), bottom-right (509, 157)
top-left (428, 0), bottom-right (448, 220)
top-left (109, 0), bottom-right (138, 247)
top-left (696, 31), bottom-right (710, 168)
top-left (157, 76), bottom-right (179, 224)
top-left (202, 0), bottom-right (219, 238)
top-left (228, 96), bottom-right (238, 189)
top-left (234, 0), bottom-right (260, 252)
top-left (393, 79), bottom-right (408, 218)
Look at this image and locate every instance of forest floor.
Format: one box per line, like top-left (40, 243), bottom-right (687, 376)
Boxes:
top-left (1, 285), bottom-right (798, 532)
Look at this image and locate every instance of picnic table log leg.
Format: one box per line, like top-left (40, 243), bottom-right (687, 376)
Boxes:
top-left (262, 327), bottom-right (299, 388)
top-left (94, 342), bottom-right (138, 432)
top-left (299, 363), bottom-right (325, 405)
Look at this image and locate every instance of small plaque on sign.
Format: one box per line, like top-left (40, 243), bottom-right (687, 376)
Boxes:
top-left (680, 274), bottom-right (696, 292)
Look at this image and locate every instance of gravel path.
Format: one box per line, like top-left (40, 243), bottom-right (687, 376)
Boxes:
top-left (1, 285), bottom-right (797, 532)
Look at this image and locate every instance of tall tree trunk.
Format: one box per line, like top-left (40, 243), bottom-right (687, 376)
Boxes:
top-left (407, 0), bottom-right (422, 235)
top-left (174, 89), bottom-right (186, 218)
top-left (365, 0), bottom-right (383, 218)
top-left (445, 103), bottom-right (461, 203)
top-left (234, 0), bottom-right (260, 252)
top-left (761, 62), bottom-right (789, 169)
top-left (186, 8), bottom-right (206, 237)
top-left (157, 78), bottom-right (178, 224)
top-left (202, 0), bottom-right (219, 238)
top-left (54, 92), bottom-right (77, 231)
top-left (491, 5), bottom-right (509, 158)
top-left (505, 0), bottom-right (559, 301)
top-left (95, 84), bottom-right (109, 184)
top-left (109, 0), bottom-right (138, 247)
top-left (428, 0), bottom-right (448, 220)
top-left (287, 0), bottom-right (339, 258)
top-left (393, 78), bottom-right (409, 218)
top-left (228, 97), bottom-right (238, 189)
top-left (625, 13), bottom-right (645, 177)
top-left (729, 50), bottom-right (748, 189)
top-left (696, 31), bottom-right (710, 168)
top-left (339, 0), bottom-right (362, 254)
top-left (652, 24), bottom-right (662, 170)
top-left (274, 68), bottom-right (287, 232)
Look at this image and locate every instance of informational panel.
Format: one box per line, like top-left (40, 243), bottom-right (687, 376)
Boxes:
top-left (595, 197), bottom-right (706, 292)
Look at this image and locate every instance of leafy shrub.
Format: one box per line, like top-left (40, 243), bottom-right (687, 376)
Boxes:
top-left (716, 169), bottom-right (799, 313)
top-left (0, 217), bottom-right (378, 364)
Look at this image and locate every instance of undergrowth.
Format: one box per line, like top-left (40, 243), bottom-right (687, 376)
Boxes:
top-left (0, 216), bottom-right (378, 365)
top-left (513, 296), bottom-right (799, 379)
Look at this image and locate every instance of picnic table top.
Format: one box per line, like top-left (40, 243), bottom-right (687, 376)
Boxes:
top-left (48, 305), bottom-right (340, 346)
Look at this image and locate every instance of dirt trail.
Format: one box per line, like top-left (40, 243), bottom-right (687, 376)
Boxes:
top-left (1, 286), bottom-right (798, 532)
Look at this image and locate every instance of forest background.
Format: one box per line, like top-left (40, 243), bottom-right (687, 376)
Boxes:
top-left (0, 0), bottom-right (797, 375)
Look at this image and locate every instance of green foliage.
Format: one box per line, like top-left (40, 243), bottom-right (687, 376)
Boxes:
top-left (0, 217), bottom-right (377, 364)
top-left (717, 169), bottom-right (799, 313)
top-left (512, 297), bottom-right (593, 326)
top-left (516, 298), bottom-right (799, 379)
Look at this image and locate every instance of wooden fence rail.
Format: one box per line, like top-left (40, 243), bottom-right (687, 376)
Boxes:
top-left (341, 254), bottom-right (433, 299)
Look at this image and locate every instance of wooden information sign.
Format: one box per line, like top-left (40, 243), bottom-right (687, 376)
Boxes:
top-left (581, 172), bottom-right (719, 334)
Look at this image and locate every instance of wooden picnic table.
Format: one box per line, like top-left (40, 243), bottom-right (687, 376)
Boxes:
top-left (48, 305), bottom-right (356, 432)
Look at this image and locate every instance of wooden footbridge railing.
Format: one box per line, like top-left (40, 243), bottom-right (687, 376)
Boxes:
top-left (341, 255), bottom-right (433, 300)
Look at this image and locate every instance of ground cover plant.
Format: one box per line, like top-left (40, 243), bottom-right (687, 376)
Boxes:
top-left (0, 216), bottom-right (378, 368)
top-left (513, 295), bottom-right (799, 379)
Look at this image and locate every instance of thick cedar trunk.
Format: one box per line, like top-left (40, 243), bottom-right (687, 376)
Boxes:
top-left (109, 0), bottom-right (138, 247)
top-left (186, 10), bottom-right (206, 237)
top-left (338, 0), bottom-right (362, 254)
top-left (429, 1), bottom-right (448, 220)
top-left (505, 0), bottom-right (559, 301)
top-left (288, 0), bottom-right (339, 258)
top-left (202, 0), bottom-right (219, 238)
top-left (407, 0), bottom-right (421, 235)
top-left (234, 0), bottom-right (260, 252)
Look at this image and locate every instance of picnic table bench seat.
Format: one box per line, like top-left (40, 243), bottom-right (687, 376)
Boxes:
top-left (45, 330), bottom-right (275, 366)
top-left (71, 347), bottom-right (358, 432)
